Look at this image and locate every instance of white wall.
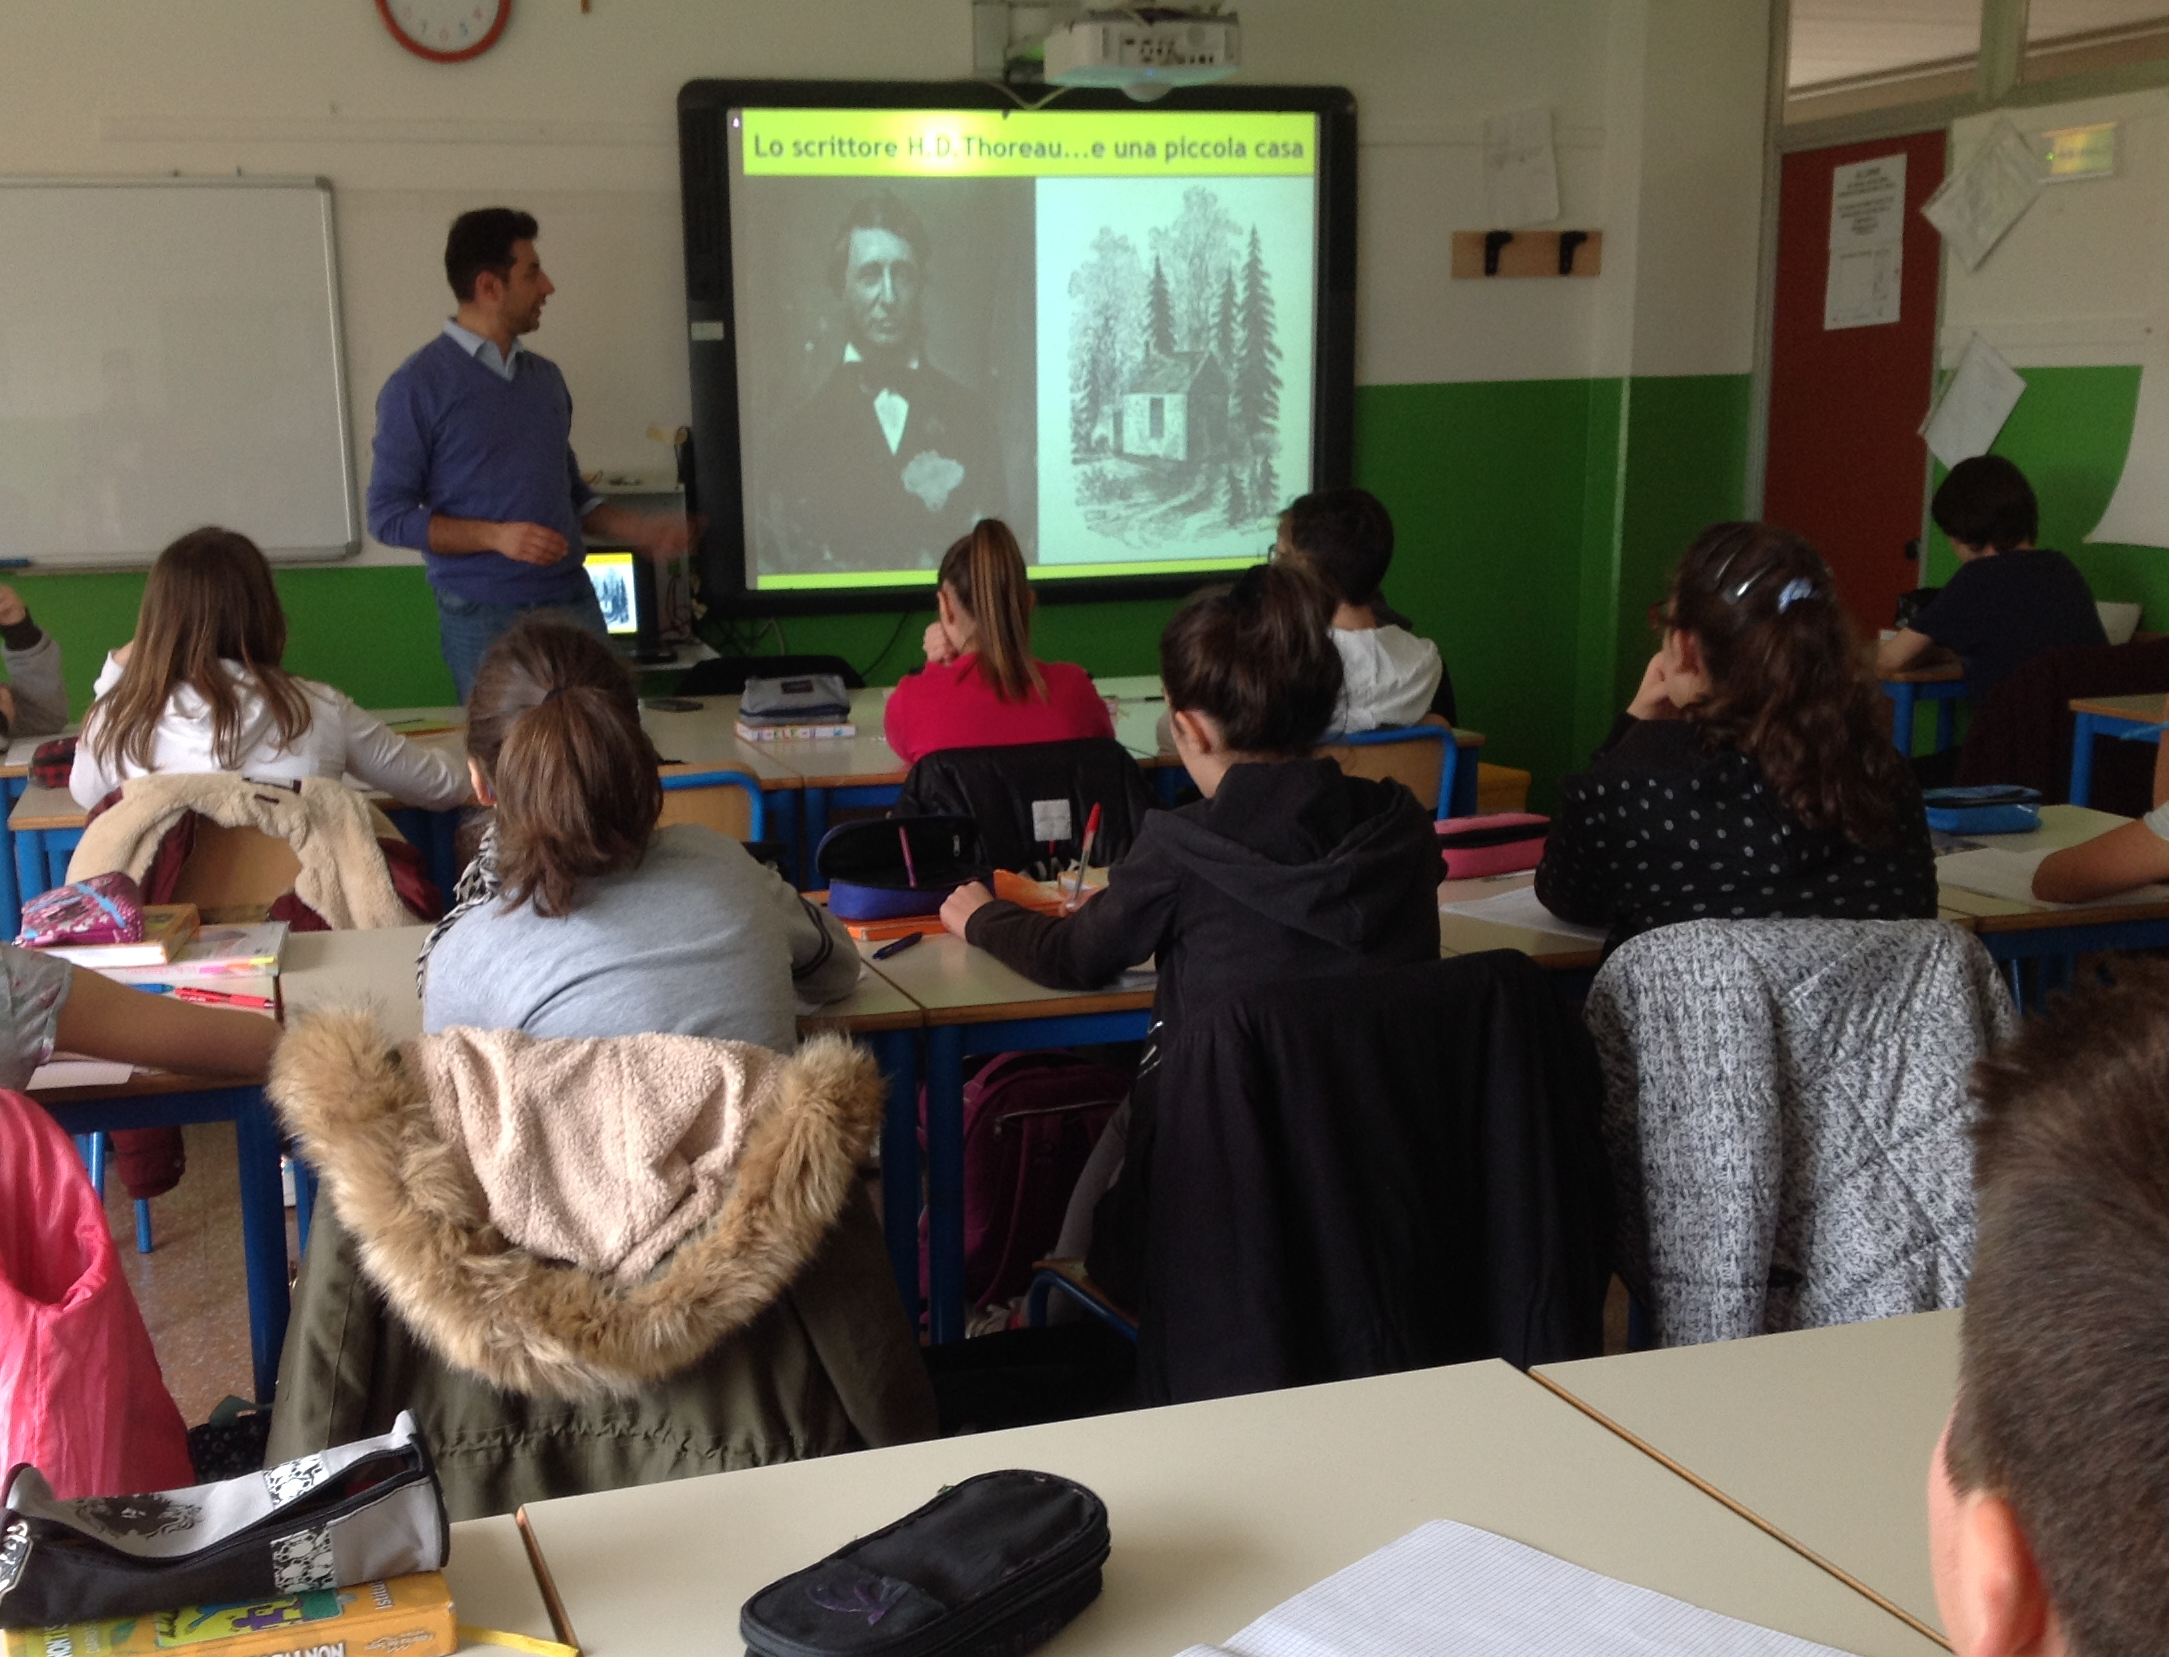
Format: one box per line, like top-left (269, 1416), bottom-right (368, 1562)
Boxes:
top-left (0, 0), bottom-right (1773, 559)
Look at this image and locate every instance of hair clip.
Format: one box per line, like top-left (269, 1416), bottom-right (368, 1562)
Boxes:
top-left (1776, 577), bottom-right (1816, 612)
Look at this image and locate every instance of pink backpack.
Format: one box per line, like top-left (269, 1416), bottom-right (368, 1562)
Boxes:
top-left (919, 1052), bottom-right (1129, 1315)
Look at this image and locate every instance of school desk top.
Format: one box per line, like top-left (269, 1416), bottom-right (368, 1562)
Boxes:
top-left (2068, 689), bottom-right (2169, 722)
top-left (1934, 802), bottom-right (2169, 933)
top-left (444, 1514), bottom-right (563, 1646)
top-left (1537, 1310), bottom-right (1961, 1642)
top-left (514, 1356), bottom-right (1942, 1657)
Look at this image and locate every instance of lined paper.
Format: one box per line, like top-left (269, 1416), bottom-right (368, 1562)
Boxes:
top-left (1937, 845), bottom-right (2169, 909)
top-left (1442, 883), bottom-right (1608, 942)
top-left (1173, 1521), bottom-right (1855, 1657)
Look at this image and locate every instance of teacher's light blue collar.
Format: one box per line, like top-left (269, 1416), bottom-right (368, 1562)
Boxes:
top-left (443, 318), bottom-right (525, 382)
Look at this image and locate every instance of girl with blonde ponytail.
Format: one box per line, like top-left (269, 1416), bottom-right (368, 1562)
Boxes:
top-left (1535, 521), bottom-right (1936, 947)
top-left (882, 519), bottom-right (1114, 764)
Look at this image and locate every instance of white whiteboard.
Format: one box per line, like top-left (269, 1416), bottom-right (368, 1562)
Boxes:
top-left (0, 178), bottom-right (357, 568)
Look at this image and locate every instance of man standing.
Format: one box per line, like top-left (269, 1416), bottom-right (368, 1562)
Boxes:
top-left (369, 208), bottom-right (692, 699)
top-left (767, 193), bottom-right (1003, 576)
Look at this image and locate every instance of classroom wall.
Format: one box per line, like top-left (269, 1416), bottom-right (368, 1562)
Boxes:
top-left (1938, 91), bottom-right (2169, 615)
top-left (0, 0), bottom-right (1771, 801)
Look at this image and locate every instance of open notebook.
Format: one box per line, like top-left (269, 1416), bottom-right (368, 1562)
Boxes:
top-left (1173, 1521), bottom-right (1854, 1657)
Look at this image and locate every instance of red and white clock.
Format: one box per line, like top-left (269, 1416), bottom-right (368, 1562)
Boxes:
top-left (377, 0), bottom-right (511, 63)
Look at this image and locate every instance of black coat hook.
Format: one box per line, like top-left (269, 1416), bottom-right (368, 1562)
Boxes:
top-left (1484, 230), bottom-right (1515, 276)
top-left (1558, 230), bottom-right (1589, 275)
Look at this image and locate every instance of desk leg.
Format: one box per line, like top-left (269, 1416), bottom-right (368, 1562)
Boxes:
top-left (923, 1024), bottom-right (967, 1345)
top-left (0, 776), bottom-right (23, 939)
top-left (45, 828), bottom-right (80, 891)
top-left (1886, 683), bottom-right (1916, 755)
top-left (1934, 696), bottom-right (1956, 754)
top-left (763, 791), bottom-right (802, 890)
top-left (2070, 712), bottom-right (2099, 807)
top-left (231, 1091), bottom-right (291, 1403)
top-left (866, 1029), bottom-right (921, 1321)
top-left (13, 825), bottom-right (44, 909)
top-left (803, 786), bottom-right (831, 876)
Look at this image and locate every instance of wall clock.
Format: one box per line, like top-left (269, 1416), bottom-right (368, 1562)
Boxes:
top-left (377, 0), bottom-right (512, 63)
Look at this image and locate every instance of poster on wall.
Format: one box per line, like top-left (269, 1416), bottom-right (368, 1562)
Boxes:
top-left (1824, 154), bottom-right (1905, 330)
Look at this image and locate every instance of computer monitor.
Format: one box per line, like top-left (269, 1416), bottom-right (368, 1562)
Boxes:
top-left (584, 550), bottom-right (672, 661)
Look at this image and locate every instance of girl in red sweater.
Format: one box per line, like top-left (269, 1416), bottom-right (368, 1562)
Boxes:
top-left (883, 519), bottom-right (1114, 764)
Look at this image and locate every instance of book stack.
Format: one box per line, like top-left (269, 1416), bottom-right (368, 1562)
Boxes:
top-left (99, 920), bottom-right (290, 1015)
top-left (733, 713), bottom-right (856, 741)
top-left (2, 1571), bottom-right (457, 1657)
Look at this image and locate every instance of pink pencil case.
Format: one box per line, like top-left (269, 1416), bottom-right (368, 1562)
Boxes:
top-left (18, 871), bottom-right (147, 947)
top-left (1436, 813), bottom-right (1550, 879)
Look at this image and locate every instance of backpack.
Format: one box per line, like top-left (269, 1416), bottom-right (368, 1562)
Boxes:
top-left (919, 1052), bottom-right (1129, 1316)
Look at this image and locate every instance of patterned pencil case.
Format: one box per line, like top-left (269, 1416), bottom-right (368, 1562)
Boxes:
top-left (16, 873), bottom-right (145, 948)
top-left (0, 1413), bottom-right (447, 1627)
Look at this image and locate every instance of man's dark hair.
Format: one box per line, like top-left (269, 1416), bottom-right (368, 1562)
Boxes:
top-left (1931, 454), bottom-right (2038, 553)
top-left (826, 193), bottom-right (930, 294)
top-left (1946, 960), bottom-right (2169, 1657)
top-left (1160, 561), bottom-right (1342, 755)
top-left (445, 207), bottom-right (539, 303)
top-left (1282, 488), bottom-right (1396, 608)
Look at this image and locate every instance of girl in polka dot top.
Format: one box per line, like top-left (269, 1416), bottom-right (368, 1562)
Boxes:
top-left (1535, 522), bottom-right (1936, 948)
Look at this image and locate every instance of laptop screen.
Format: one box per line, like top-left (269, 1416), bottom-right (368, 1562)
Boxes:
top-left (585, 551), bottom-right (640, 637)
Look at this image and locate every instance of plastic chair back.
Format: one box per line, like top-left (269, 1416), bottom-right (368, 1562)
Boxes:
top-left (1317, 721), bottom-right (1458, 818)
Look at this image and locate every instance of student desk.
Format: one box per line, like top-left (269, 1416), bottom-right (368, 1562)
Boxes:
top-left (0, 722), bottom-right (78, 935)
top-left (862, 931), bottom-right (1154, 1345)
top-left (1537, 1309), bottom-right (1961, 1643)
top-left (1881, 661), bottom-right (1966, 756)
top-left (444, 1513), bottom-right (563, 1646)
top-left (34, 1065), bottom-right (286, 1402)
top-left (2066, 690), bottom-right (2168, 807)
top-left (515, 1356), bottom-right (1942, 1657)
top-left (1438, 871), bottom-right (1604, 971)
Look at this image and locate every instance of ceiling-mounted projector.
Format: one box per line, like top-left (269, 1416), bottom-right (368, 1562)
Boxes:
top-left (1042, 7), bottom-right (1241, 101)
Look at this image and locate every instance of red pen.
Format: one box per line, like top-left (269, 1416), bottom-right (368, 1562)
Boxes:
top-left (1071, 803), bottom-right (1104, 907)
top-left (899, 823), bottom-right (920, 889)
top-left (173, 987), bottom-right (275, 1011)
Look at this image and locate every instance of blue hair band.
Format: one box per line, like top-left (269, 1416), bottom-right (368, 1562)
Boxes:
top-left (1776, 577), bottom-right (1816, 613)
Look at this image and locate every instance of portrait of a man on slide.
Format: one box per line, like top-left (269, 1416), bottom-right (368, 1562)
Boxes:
top-left (772, 193), bottom-right (1005, 572)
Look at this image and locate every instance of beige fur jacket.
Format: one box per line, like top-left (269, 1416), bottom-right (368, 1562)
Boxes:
top-left (270, 1012), bottom-right (894, 1399)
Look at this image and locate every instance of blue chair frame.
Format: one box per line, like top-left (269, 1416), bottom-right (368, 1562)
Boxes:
top-left (660, 768), bottom-right (766, 843)
top-left (1330, 723), bottom-right (1460, 819)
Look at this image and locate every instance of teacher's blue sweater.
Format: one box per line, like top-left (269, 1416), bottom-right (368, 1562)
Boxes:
top-left (367, 333), bottom-right (596, 605)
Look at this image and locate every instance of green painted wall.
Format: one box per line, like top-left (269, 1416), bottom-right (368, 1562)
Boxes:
top-left (4, 374), bottom-right (1755, 808)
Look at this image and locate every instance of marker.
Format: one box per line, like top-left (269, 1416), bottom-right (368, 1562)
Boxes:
top-left (898, 823), bottom-right (919, 889)
top-left (173, 986), bottom-right (275, 1010)
top-left (873, 931), bottom-right (923, 960)
top-left (1071, 803), bottom-right (1103, 907)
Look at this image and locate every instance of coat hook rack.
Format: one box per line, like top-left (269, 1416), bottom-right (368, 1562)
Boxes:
top-left (1452, 230), bottom-right (1604, 280)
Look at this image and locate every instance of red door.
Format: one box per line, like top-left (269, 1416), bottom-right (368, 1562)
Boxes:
top-left (1763, 130), bottom-right (1946, 634)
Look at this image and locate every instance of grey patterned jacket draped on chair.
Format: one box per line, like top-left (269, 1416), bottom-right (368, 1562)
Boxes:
top-left (1586, 919), bottom-right (2015, 1347)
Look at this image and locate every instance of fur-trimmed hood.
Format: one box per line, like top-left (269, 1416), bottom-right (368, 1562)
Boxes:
top-left (269, 1011), bottom-right (885, 1399)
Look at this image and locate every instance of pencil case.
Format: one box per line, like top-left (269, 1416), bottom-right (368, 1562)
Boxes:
top-left (1436, 813), bottom-right (1550, 879)
top-left (0, 1412), bottom-right (448, 1627)
top-left (740, 1469), bottom-right (1109, 1657)
top-left (1921, 786), bottom-right (2042, 836)
top-left (16, 872), bottom-right (145, 948)
top-left (819, 816), bottom-right (990, 921)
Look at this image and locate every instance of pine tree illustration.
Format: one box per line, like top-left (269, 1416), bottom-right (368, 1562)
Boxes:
top-left (1212, 269), bottom-right (1237, 372)
top-left (1147, 256), bottom-right (1177, 359)
top-left (1235, 227), bottom-right (1281, 453)
top-left (1225, 460), bottom-right (1249, 526)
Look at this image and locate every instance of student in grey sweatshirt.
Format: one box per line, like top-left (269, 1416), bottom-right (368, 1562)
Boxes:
top-left (418, 619), bottom-right (857, 1053)
top-left (0, 584), bottom-right (71, 745)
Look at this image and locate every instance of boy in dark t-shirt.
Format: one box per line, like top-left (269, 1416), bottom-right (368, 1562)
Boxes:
top-left (1876, 455), bottom-right (2106, 707)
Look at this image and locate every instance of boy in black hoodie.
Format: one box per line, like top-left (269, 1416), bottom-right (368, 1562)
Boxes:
top-left (939, 562), bottom-right (1444, 1298)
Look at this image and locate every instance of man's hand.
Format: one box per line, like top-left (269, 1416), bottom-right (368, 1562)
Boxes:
top-left (940, 880), bottom-right (995, 939)
top-left (923, 620), bottom-right (959, 667)
top-left (493, 522), bottom-right (571, 566)
top-left (1627, 652), bottom-right (1680, 721)
top-left (582, 504), bottom-right (701, 564)
top-left (0, 586), bottom-right (28, 629)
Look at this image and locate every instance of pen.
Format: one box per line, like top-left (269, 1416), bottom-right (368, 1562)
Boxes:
top-left (873, 931), bottom-right (924, 960)
top-left (898, 823), bottom-right (919, 889)
top-left (1072, 803), bottom-right (1103, 907)
top-left (172, 986), bottom-right (275, 1010)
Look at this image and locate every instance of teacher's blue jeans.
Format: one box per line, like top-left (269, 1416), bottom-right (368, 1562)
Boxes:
top-left (435, 584), bottom-right (610, 704)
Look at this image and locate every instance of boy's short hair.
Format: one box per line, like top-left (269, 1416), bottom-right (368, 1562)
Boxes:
top-left (445, 207), bottom-right (539, 303)
top-left (1946, 961), bottom-right (2169, 1657)
top-left (1282, 488), bottom-right (1395, 608)
top-left (1930, 455), bottom-right (2038, 553)
top-left (1160, 561), bottom-right (1342, 755)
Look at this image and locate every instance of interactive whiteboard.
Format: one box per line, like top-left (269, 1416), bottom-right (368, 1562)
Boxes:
top-left (0, 177), bottom-right (357, 568)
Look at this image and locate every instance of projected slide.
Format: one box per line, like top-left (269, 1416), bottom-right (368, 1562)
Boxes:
top-left (725, 107), bottom-right (1318, 592)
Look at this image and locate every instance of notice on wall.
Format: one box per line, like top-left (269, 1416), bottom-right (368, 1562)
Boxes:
top-left (1483, 106), bottom-right (1560, 228)
top-left (1825, 154), bottom-right (1906, 330)
top-left (1921, 333), bottom-right (2027, 468)
top-left (1922, 118), bottom-right (2044, 272)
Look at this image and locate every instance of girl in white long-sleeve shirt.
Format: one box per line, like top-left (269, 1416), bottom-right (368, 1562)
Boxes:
top-left (70, 527), bottom-right (467, 812)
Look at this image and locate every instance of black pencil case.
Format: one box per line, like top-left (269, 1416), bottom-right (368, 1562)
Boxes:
top-left (740, 1469), bottom-right (1109, 1657)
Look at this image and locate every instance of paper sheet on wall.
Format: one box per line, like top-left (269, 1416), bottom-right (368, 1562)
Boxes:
top-left (1172, 1520), bottom-right (1853, 1657)
top-left (2089, 352), bottom-right (2169, 547)
top-left (1483, 106), bottom-right (1559, 228)
top-left (1824, 153), bottom-right (1905, 330)
top-left (1920, 333), bottom-right (2027, 467)
top-left (1922, 118), bottom-right (2044, 271)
